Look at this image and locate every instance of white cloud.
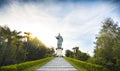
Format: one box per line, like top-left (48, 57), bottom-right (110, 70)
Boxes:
top-left (0, 1), bottom-right (119, 56)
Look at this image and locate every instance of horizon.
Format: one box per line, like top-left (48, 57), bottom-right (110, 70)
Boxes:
top-left (0, 0), bottom-right (120, 56)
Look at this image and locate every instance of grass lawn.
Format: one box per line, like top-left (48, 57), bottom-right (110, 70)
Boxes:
top-left (0, 57), bottom-right (55, 71)
top-left (64, 57), bottom-right (87, 71)
top-left (22, 57), bottom-right (54, 71)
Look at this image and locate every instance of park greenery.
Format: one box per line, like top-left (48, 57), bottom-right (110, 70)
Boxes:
top-left (65, 57), bottom-right (109, 71)
top-left (0, 26), bottom-right (55, 66)
top-left (65, 47), bottom-right (90, 61)
top-left (0, 57), bottom-right (54, 71)
top-left (92, 18), bottom-right (120, 71)
top-left (65, 18), bottom-right (120, 71)
top-left (0, 18), bottom-right (120, 71)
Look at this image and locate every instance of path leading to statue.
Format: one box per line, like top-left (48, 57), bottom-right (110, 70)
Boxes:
top-left (36, 57), bottom-right (77, 71)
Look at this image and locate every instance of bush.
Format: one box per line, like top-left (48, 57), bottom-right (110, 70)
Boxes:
top-left (65, 57), bottom-right (109, 71)
top-left (0, 65), bottom-right (17, 71)
top-left (17, 57), bottom-right (53, 71)
top-left (0, 57), bottom-right (54, 71)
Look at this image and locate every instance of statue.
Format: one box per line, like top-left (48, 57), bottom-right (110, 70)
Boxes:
top-left (56, 33), bottom-right (63, 48)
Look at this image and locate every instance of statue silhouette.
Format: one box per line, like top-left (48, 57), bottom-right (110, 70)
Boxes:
top-left (56, 33), bottom-right (63, 48)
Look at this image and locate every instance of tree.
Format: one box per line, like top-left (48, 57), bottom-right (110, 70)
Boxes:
top-left (46, 47), bottom-right (55, 56)
top-left (72, 47), bottom-right (79, 58)
top-left (23, 32), bottom-right (31, 61)
top-left (24, 37), bottom-right (52, 61)
top-left (0, 26), bottom-right (22, 65)
top-left (13, 34), bottom-right (25, 63)
top-left (0, 25), bottom-right (54, 66)
top-left (93, 18), bottom-right (120, 71)
top-left (65, 50), bottom-right (74, 57)
top-left (65, 47), bottom-right (90, 61)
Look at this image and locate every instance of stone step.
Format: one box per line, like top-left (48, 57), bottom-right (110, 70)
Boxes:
top-left (41, 66), bottom-right (74, 67)
top-left (36, 57), bottom-right (77, 71)
top-left (37, 68), bottom-right (77, 71)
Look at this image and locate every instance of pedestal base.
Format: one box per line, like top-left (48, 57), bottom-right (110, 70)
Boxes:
top-left (56, 48), bottom-right (63, 57)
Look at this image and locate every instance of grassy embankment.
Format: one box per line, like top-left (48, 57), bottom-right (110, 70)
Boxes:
top-left (0, 57), bottom-right (54, 71)
top-left (65, 57), bottom-right (110, 71)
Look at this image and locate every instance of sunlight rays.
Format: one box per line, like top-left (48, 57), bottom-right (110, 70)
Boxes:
top-left (0, 1), bottom-right (120, 56)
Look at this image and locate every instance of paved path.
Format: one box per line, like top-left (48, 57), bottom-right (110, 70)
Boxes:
top-left (36, 57), bottom-right (77, 71)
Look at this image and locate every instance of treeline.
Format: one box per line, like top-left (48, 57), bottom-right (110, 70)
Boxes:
top-left (90, 18), bottom-right (120, 71)
top-left (65, 18), bottom-right (120, 71)
top-left (65, 47), bottom-right (90, 61)
top-left (0, 25), bottom-right (54, 66)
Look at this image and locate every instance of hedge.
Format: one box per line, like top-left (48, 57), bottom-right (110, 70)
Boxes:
top-left (0, 65), bottom-right (17, 71)
top-left (65, 57), bottom-right (110, 71)
top-left (0, 57), bottom-right (54, 71)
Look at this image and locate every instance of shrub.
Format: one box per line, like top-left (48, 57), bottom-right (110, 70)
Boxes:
top-left (17, 57), bottom-right (53, 71)
top-left (0, 65), bottom-right (17, 71)
top-left (0, 57), bottom-right (53, 71)
top-left (65, 57), bottom-right (109, 71)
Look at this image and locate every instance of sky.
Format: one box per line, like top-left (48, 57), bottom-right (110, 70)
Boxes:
top-left (0, 0), bottom-right (120, 56)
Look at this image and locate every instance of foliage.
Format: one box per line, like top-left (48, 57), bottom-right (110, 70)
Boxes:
top-left (65, 47), bottom-right (90, 61)
top-left (0, 57), bottom-right (54, 71)
top-left (65, 57), bottom-right (109, 71)
top-left (65, 50), bottom-right (74, 57)
top-left (0, 25), bottom-right (55, 66)
top-left (0, 26), bottom-right (23, 65)
top-left (92, 18), bottom-right (120, 71)
top-left (0, 65), bottom-right (17, 71)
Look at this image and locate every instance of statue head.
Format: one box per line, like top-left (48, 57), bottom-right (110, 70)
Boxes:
top-left (58, 33), bottom-right (60, 36)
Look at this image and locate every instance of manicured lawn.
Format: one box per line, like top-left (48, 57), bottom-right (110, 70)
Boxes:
top-left (64, 57), bottom-right (109, 71)
top-left (22, 57), bottom-right (54, 71)
top-left (64, 57), bottom-right (87, 71)
top-left (22, 60), bottom-right (49, 71)
top-left (0, 57), bottom-right (54, 71)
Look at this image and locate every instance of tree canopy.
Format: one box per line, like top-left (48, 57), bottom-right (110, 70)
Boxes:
top-left (93, 18), bottom-right (120, 71)
top-left (0, 25), bottom-right (55, 66)
top-left (65, 47), bottom-right (90, 61)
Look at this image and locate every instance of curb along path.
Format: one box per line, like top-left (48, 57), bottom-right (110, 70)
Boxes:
top-left (36, 57), bottom-right (77, 71)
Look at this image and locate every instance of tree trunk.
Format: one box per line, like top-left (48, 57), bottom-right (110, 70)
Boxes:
top-left (0, 38), bottom-right (11, 66)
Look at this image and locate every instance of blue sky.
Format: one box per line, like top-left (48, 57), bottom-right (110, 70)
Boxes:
top-left (0, 0), bottom-right (120, 56)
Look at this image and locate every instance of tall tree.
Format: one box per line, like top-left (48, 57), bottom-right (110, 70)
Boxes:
top-left (0, 26), bottom-right (22, 65)
top-left (0, 25), bottom-right (54, 66)
top-left (23, 32), bottom-right (31, 61)
top-left (94, 18), bottom-right (120, 71)
top-left (13, 34), bottom-right (24, 63)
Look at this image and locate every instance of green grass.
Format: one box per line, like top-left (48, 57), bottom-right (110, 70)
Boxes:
top-left (22, 57), bottom-right (54, 71)
top-left (64, 57), bottom-right (87, 71)
top-left (64, 57), bottom-right (109, 71)
top-left (67, 61), bottom-right (87, 71)
top-left (0, 57), bottom-right (54, 71)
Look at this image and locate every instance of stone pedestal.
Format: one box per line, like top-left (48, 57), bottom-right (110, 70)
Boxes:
top-left (56, 48), bottom-right (63, 57)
